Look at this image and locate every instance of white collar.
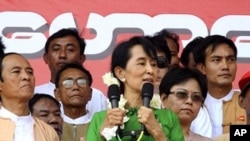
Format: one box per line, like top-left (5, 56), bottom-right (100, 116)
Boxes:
top-left (0, 106), bottom-right (34, 125)
top-left (207, 89), bottom-right (234, 101)
top-left (63, 112), bottom-right (91, 124)
top-left (48, 81), bottom-right (55, 87)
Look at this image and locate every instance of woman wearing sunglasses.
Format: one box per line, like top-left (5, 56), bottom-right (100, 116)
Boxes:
top-left (160, 66), bottom-right (214, 141)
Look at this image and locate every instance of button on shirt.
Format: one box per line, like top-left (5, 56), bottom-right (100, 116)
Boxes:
top-left (0, 107), bottom-right (34, 141)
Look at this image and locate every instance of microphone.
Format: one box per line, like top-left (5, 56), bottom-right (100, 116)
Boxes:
top-left (142, 82), bottom-right (154, 107)
top-left (107, 84), bottom-right (123, 137)
top-left (108, 84), bottom-right (120, 108)
top-left (141, 82), bottom-right (154, 135)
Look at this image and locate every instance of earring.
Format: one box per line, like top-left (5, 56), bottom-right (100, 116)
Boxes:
top-left (120, 78), bottom-right (126, 82)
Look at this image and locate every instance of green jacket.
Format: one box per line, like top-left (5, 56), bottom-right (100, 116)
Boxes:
top-left (86, 108), bottom-right (184, 141)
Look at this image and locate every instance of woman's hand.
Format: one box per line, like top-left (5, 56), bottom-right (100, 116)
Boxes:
top-left (138, 106), bottom-right (167, 141)
top-left (100, 108), bottom-right (126, 132)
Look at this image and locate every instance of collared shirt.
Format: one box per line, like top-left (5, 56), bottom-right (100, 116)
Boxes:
top-left (63, 112), bottom-right (91, 124)
top-left (0, 107), bottom-right (34, 141)
top-left (205, 89), bottom-right (234, 138)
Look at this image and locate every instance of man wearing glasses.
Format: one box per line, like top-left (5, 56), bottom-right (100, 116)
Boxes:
top-left (35, 28), bottom-right (107, 119)
top-left (54, 63), bottom-right (92, 141)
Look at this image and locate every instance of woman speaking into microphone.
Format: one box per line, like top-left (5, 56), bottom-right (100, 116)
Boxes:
top-left (86, 36), bottom-right (184, 141)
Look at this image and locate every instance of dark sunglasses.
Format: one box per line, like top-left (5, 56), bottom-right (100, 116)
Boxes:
top-left (157, 57), bottom-right (169, 68)
top-left (169, 89), bottom-right (204, 103)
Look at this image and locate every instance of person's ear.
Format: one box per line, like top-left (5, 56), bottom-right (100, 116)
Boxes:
top-left (87, 88), bottom-right (92, 102)
top-left (160, 94), bottom-right (168, 108)
top-left (43, 53), bottom-right (49, 65)
top-left (54, 88), bottom-right (61, 101)
top-left (0, 80), bottom-right (2, 93)
top-left (195, 63), bottom-right (202, 73)
top-left (197, 63), bottom-right (206, 75)
top-left (114, 66), bottom-right (126, 82)
top-left (80, 54), bottom-right (86, 63)
top-left (0, 87), bottom-right (2, 103)
top-left (238, 95), bottom-right (246, 109)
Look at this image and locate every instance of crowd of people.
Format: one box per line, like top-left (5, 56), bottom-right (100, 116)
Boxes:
top-left (0, 27), bottom-right (248, 141)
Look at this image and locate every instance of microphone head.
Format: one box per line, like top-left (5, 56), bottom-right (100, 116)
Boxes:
top-left (141, 82), bottom-right (154, 100)
top-left (108, 84), bottom-right (121, 101)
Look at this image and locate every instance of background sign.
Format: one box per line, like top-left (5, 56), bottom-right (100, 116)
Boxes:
top-left (1, 0), bottom-right (250, 95)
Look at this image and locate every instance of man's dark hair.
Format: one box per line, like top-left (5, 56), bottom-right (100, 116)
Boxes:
top-left (180, 36), bottom-right (204, 67)
top-left (154, 29), bottom-right (180, 52)
top-left (197, 35), bottom-right (237, 64)
top-left (44, 28), bottom-right (86, 55)
top-left (0, 52), bottom-right (21, 82)
top-left (55, 63), bottom-right (93, 88)
top-left (146, 35), bottom-right (171, 65)
top-left (29, 93), bottom-right (61, 113)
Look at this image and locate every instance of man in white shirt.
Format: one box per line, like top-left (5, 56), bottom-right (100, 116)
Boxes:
top-left (0, 53), bottom-right (59, 141)
top-left (196, 35), bottom-right (245, 138)
top-left (35, 28), bottom-right (107, 118)
top-left (215, 70), bottom-right (250, 141)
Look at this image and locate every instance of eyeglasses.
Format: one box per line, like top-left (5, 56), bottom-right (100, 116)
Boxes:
top-left (62, 78), bottom-right (87, 89)
top-left (169, 89), bottom-right (204, 103)
top-left (157, 57), bottom-right (169, 68)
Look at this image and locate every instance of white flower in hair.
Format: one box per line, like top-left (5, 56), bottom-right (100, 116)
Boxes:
top-left (102, 72), bottom-right (120, 86)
